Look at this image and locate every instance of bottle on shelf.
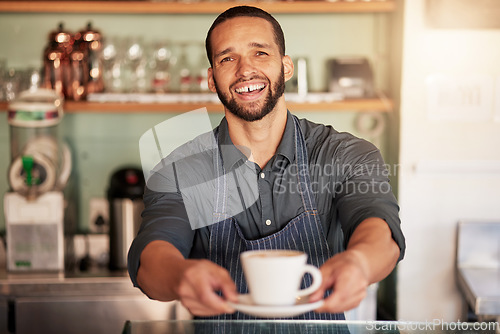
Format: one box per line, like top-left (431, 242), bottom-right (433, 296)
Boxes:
top-left (151, 41), bottom-right (172, 94)
top-left (176, 43), bottom-right (192, 94)
top-left (191, 43), bottom-right (210, 93)
top-left (101, 36), bottom-right (131, 93)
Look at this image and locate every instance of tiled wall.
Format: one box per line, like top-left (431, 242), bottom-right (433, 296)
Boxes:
top-left (0, 110), bottom-right (378, 232)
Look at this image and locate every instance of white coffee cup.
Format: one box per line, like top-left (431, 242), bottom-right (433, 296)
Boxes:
top-left (240, 249), bottom-right (323, 306)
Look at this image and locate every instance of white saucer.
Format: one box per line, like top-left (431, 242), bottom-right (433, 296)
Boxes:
top-left (228, 294), bottom-right (324, 318)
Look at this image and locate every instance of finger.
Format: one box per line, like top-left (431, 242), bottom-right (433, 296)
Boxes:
top-left (177, 277), bottom-right (229, 315)
top-left (315, 286), bottom-right (366, 313)
top-left (214, 269), bottom-right (239, 302)
top-left (178, 261), bottom-right (238, 315)
top-left (183, 294), bottom-right (234, 316)
top-left (200, 266), bottom-right (238, 310)
top-left (221, 283), bottom-right (239, 303)
top-left (308, 285), bottom-right (327, 302)
top-left (309, 266), bottom-right (338, 302)
top-left (199, 275), bottom-right (237, 312)
top-left (182, 286), bottom-right (235, 316)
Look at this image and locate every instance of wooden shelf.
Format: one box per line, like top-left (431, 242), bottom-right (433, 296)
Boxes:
top-left (287, 98), bottom-right (393, 112)
top-left (0, 1), bottom-right (395, 112)
top-left (0, 1), bottom-right (396, 14)
top-left (0, 98), bottom-right (392, 113)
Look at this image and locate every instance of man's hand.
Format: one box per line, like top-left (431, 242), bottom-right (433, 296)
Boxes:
top-left (309, 250), bottom-right (369, 313)
top-left (176, 259), bottom-right (238, 316)
top-left (309, 217), bottom-right (400, 314)
top-left (137, 240), bottom-right (238, 317)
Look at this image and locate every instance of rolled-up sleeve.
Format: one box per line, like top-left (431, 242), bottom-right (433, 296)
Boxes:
top-left (127, 182), bottom-right (194, 288)
top-left (334, 137), bottom-right (405, 262)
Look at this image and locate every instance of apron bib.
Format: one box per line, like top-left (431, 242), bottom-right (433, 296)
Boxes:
top-left (205, 116), bottom-right (344, 320)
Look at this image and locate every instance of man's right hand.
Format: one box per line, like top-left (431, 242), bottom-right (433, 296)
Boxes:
top-left (137, 240), bottom-right (238, 316)
top-left (176, 259), bottom-right (238, 316)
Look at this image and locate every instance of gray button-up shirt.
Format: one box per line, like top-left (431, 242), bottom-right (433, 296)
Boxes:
top-left (128, 112), bottom-right (405, 287)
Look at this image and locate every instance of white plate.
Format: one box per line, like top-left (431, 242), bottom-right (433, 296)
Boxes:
top-left (228, 294), bottom-right (324, 318)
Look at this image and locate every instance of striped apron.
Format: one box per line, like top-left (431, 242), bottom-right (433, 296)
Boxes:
top-left (206, 116), bottom-right (344, 321)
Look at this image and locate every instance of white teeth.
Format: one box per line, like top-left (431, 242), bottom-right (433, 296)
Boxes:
top-left (235, 84), bottom-right (265, 93)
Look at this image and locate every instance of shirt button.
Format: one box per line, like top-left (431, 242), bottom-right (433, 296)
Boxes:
top-left (260, 172), bottom-right (265, 179)
top-left (265, 219), bottom-right (272, 226)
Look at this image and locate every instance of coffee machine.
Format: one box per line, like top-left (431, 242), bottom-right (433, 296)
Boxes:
top-left (4, 88), bottom-right (72, 272)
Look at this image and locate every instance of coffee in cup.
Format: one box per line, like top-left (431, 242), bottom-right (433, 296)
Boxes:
top-left (240, 249), bottom-right (322, 306)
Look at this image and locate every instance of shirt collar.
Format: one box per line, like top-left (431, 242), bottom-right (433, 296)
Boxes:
top-left (275, 111), bottom-right (295, 167)
top-left (217, 111), bottom-right (296, 171)
top-left (218, 118), bottom-right (247, 171)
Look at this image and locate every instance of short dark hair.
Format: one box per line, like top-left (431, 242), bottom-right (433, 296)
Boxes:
top-left (205, 6), bottom-right (286, 67)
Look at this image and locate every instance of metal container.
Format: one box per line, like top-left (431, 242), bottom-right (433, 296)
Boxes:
top-left (68, 43), bottom-right (88, 101)
top-left (327, 57), bottom-right (375, 99)
top-left (107, 167), bottom-right (145, 270)
top-left (75, 22), bottom-right (104, 95)
top-left (42, 23), bottom-right (74, 98)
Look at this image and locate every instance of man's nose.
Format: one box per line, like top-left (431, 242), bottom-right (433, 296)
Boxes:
top-left (236, 57), bottom-right (256, 78)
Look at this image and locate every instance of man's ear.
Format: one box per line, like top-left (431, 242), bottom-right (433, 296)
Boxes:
top-left (283, 55), bottom-right (294, 82)
top-left (207, 68), bottom-right (217, 93)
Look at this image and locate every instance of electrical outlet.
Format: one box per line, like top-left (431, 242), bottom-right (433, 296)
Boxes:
top-left (88, 197), bottom-right (109, 234)
top-left (73, 234), bottom-right (109, 267)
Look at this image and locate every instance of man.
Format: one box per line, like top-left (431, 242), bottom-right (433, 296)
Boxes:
top-left (128, 6), bottom-right (405, 320)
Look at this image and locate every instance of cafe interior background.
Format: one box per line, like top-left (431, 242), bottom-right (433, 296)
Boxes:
top-left (0, 0), bottom-right (499, 330)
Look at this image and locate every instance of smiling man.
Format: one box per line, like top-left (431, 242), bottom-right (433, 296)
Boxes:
top-left (128, 6), bottom-right (405, 320)
top-left (208, 18), bottom-right (287, 124)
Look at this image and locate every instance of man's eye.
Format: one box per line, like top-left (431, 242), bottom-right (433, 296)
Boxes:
top-left (220, 57), bottom-right (233, 63)
top-left (256, 51), bottom-right (268, 56)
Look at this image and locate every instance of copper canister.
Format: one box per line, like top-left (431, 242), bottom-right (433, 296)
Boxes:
top-left (68, 43), bottom-right (88, 101)
top-left (75, 22), bottom-right (104, 94)
top-left (42, 23), bottom-right (74, 98)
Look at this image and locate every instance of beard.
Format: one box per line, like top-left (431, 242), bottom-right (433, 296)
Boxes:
top-left (213, 66), bottom-right (286, 122)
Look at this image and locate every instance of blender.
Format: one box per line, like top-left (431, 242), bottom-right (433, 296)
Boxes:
top-left (4, 88), bottom-right (72, 272)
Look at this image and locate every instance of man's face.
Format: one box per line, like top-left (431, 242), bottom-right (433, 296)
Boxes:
top-left (207, 17), bottom-right (293, 122)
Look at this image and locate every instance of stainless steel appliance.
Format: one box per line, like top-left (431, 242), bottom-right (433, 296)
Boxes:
top-left (456, 221), bottom-right (500, 321)
top-left (108, 167), bottom-right (145, 270)
top-left (0, 272), bottom-right (187, 334)
top-left (4, 88), bottom-right (72, 272)
top-left (327, 57), bottom-right (375, 99)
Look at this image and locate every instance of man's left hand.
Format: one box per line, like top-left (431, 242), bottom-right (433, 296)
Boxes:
top-left (310, 250), bottom-right (369, 313)
top-left (309, 217), bottom-right (400, 314)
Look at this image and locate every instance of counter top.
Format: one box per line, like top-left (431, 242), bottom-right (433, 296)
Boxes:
top-left (0, 268), bottom-right (139, 297)
top-left (0, 267), bottom-right (182, 334)
top-left (123, 320), bottom-right (498, 334)
top-left (457, 267), bottom-right (500, 318)
top-left (455, 221), bottom-right (500, 320)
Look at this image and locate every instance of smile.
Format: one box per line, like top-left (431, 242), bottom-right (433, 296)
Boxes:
top-left (235, 83), bottom-right (266, 94)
